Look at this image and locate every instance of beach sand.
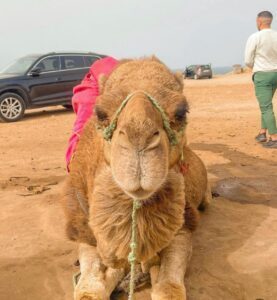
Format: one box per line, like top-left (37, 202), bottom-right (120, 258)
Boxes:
top-left (0, 72), bottom-right (276, 299)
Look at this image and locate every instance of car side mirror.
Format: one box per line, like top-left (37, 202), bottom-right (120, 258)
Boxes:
top-left (30, 68), bottom-right (41, 76)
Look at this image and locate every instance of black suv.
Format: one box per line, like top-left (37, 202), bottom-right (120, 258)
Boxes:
top-left (0, 52), bottom-right (106, 122)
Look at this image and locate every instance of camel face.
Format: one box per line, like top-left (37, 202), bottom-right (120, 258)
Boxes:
top-left (109, 92), bottom-right (169, 200)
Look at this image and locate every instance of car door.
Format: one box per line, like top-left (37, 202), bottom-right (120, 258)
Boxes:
top-left (57, 55), bottom-right (91, 102)
top-left (57, 54), bottom-right (102, 103)
top-left (186, 66), bottom-right (193, 77)
top-left (28, 55), bottom-right (66, 105)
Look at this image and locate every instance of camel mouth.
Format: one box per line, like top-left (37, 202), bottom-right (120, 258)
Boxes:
top-left (125, 187), bottom-right (155, 200)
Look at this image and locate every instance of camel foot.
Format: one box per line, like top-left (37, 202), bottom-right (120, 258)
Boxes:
top-left (74, 276), bottom-right (108, 300)
top-left (75, 293), bottom-right (107, 300)
top-left (151, 281), bottom-right (186, 300)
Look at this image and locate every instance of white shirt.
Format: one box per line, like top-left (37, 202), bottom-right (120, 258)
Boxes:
top-left (245, 28), bottom-right (277, 72)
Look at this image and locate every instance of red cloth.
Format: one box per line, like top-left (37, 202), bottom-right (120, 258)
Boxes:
top-left (66, 56), bottom-right (118, 170)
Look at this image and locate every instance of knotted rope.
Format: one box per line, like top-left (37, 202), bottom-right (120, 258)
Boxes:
top-left (128, 199), bottom-right (142, 300)
top-left (102, 91), bottom-right (178, 145)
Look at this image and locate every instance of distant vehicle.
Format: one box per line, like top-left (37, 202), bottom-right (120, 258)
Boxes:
top-left (183, 64), bottom-right (212, 80)
top-left (0, 52), bottom-right (106, 122)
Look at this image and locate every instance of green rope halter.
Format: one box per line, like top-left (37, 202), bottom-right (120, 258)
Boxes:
top-left (102, 91), bottom-right (178, 145)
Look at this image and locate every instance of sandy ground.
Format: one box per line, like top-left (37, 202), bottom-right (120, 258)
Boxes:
top-left (0, 73), bottom-right (276, 300)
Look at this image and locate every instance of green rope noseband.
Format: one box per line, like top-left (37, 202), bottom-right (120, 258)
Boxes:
top-left (102, 91), bottom-right (178, 146)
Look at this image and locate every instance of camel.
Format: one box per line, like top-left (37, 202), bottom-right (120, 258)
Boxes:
top-left (61, 57), bottom-right (211, 300)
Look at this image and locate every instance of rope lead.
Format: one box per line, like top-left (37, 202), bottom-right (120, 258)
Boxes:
top-left (128, 199), bottom-right (141, 300)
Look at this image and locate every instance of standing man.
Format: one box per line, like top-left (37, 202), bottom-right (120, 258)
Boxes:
top-left (245, 11), bottom-right (277, 148)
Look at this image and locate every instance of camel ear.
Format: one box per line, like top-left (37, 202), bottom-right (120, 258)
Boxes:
top-left (98, 74), bottom-right (107, 94)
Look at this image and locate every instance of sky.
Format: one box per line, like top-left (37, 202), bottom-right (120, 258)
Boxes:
top-left (0, 0), bottom-right (277, 70)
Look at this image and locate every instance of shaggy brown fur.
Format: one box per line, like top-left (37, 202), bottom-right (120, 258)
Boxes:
top-left (184, 201), bottom-right (199, 232)
top-left (91, 167), bottom-right (185, 266)
top-left (62, 57), bottom-right (211, 299)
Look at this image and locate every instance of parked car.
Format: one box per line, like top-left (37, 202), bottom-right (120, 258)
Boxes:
top-left (0, 52), bottom-right (106, 122)
top-left (183, 64), bottom-right (212, 80)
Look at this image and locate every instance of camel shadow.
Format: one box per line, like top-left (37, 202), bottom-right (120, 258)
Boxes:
top-left (190, 142), bottom-right (277, 208)
top-left (184, 143), bottom-right (277, 300)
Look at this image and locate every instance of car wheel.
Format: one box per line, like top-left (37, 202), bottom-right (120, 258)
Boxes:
top-left (63, 104), bottom-right (73, 110)
top-left (194, 74), bottom-right (199, 80)
top-left (0, 93), bottom-right (26, 122)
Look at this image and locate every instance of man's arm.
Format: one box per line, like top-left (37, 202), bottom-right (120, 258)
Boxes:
top-left (245, 34), bottom-right (257, 68)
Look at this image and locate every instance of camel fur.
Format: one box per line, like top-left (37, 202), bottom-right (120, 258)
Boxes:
top-left (61, 57), bottom-right (211, 300)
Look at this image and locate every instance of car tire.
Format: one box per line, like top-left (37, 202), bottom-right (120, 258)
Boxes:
top-left (0, 93), bottom-right (26, 122)
top-left (194, 74), bottom-right (199, 80)
top-left (63, 104), bottom-right (73, 110)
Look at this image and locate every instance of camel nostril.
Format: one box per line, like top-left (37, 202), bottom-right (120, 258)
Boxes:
top-left (144, 130), bottom-right (161, 151)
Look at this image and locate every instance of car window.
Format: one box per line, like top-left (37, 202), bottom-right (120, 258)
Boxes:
top-left (202, 65), bottom-right (211, 70)
top-left (84, 56), bottom-right (99, 67)
top-left (35, 56), bottom-right (60, 72)
top-left (1, 56), bottom-right (39, 75)
top-left (61, 56), bottom-right (85, 70)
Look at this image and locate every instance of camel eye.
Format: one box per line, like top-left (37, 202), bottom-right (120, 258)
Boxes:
top-left (95, 105), bottom-right (108, 122)
top-left (174, 101), bottom-right (189, 122)
top-left (119, 130), bottom-right (125, 136)
top-left (153, 131), bottom-right (159, 136)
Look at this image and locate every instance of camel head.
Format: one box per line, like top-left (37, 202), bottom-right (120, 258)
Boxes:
top-left (94, 58), bottom-right (188, 200)
top-left (95, 89), bottom-right (188, 200)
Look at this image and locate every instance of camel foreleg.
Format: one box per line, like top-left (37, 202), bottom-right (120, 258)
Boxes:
top-left (151, 228), bottom-right (192, 300)
top-left (74, 243), bottom-right (124, 300)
